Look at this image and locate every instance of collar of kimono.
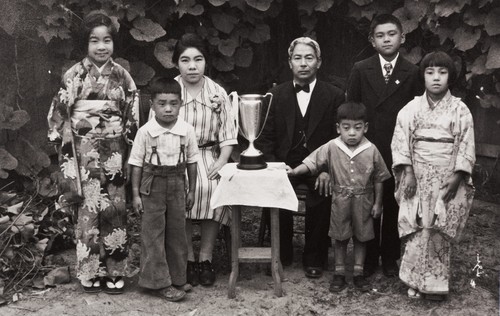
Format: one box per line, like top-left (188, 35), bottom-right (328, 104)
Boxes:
top-left (333, 137), bottom-right (372, 160)
top-left (83, 57), bottom-right (114, 76)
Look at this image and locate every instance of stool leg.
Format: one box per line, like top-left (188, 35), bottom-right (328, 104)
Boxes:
top-left (228, 206), bottom-right (241, 298)
top-left (270, 208), bottom-right (283, 297)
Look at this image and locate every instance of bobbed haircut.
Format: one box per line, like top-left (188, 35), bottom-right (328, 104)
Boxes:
top-left (79, 11), bottom-right (117, 55)
top-left (149, 77), bottom-right (182, 100)
top-left (172, 33), bottom-right (210, 64)
top-left (287, 37), bottom-right (321, 59)
top-left (369, 14), bottom-right (403, 38)
top-left (337, 102), bottom-right (368, 123)
top-left (419, 51), bottom-right (457, 86)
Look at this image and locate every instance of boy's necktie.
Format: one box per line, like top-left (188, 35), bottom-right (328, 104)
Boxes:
top-left (384, 63), bottom-right (393, 84)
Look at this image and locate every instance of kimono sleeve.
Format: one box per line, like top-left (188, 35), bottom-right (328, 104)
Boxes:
top-left (453, 102), bottom-right (475, 176)
top-left (303, 142), bottom-right (332, 175)
top-left (117, 66), bottom-right (139, 145)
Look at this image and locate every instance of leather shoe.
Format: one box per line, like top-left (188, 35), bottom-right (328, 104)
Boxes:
top-left (329, 274), bottom-right (347, 293)
top-left (382, 261), bottom-right (398, 277)
top-left (304, 266), bottom-right (323, 278)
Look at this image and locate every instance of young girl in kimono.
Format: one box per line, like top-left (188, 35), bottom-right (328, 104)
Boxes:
top-left (391, 51), bottom-right (475, 301)
top-left (47, 11), bottom-right (139, 294)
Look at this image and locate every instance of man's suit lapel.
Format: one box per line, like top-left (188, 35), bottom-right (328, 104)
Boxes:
top-left (365, 55), bottom-right (386, 100)
top-left (307, 81), bottom-right (327, 137)
top-left (284, 82), bottom-right (296, 143)
top-left (378, 57), bottom-right (414, 106)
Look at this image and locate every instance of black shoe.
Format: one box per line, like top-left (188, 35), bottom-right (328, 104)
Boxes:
top-left (363, 262), bottom-right (378, 277)
top-left (329, 275), bottom-right (347, 293)
top-left (353, 275), bottom-right (371, 292)
top-left (199, 260), bottom-right (216, 286)
top-left (304, 266), bottom-right (323, 279)
top-left (187, 261), bottom-right (199, 286)
top-left (382, 261), bottom-right (398, 277)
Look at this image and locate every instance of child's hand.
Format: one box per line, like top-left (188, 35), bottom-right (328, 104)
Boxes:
top-left (285, 165), bottom-right (294, 175)
top-left (208, 159), bottom-right (225, 180)
top-left (403, 171), bottom-right (417, 199)
top-left (371, 203), bottom-right (383, 219)
top-left (186, 191), bottom-right (195, 211)
top-left (315, 172), bottom-right (332, 196)
top-left (132, 196), bottom-right (143, 216)
top-left (441, 172), bottom-right (463, 203)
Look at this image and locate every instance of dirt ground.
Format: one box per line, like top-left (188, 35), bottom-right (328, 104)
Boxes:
top-left (1, 199), bottom-right (498, 316)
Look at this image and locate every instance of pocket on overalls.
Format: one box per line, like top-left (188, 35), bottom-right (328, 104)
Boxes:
top-left (140, 174), bottom-right (154, 196)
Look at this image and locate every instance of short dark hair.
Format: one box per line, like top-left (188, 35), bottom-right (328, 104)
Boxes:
top-left (369, 14), bottom-right (403, 38)
top-left (337, 102), bottom-right (368, 123)
top-left (172, 33), bottom-right (209, 64)
top-left (419, 51), bottom-right (457, 86)
top-left (79, 11), bottom-right (117, 55)
top-left (149, 77), bottom-right (182, 100)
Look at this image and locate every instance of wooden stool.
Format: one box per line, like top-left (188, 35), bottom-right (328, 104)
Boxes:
top-left (258, 183), bottom-right (308, 245)
top-left (228, 206), bottom-right (283, 298)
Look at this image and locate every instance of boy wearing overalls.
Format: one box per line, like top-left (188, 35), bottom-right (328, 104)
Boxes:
top-left (129, 78), bottom-right (199, 302)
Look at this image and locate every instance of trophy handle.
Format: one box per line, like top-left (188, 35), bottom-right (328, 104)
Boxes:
top-left (229, 91), bottom-right (246, 138)
top-left (255, 92), bottom-right (273, 140)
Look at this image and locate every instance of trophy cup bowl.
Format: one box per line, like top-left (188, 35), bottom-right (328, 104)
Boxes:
top-left (231, 92), bottom-right (273, 170)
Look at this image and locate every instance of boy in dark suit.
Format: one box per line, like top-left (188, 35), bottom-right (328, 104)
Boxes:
top-left (257, 37), bottom-right (344, 278)
top-left (346, 14), bottom-right (422, 277)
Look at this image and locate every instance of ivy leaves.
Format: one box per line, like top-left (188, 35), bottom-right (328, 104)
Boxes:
top-left (130, 18), bottom-right (166, 42)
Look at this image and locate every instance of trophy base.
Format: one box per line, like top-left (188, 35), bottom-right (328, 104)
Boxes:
top-left (237, 154), bottom-right (267, 170)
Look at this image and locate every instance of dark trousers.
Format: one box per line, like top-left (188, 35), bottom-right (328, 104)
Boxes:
top-left (266, 174), bottom-right (331, 267)
top-left (365, 179), bottom-right (401, 266)
top-left (138, 164), bottom-right (188, 289)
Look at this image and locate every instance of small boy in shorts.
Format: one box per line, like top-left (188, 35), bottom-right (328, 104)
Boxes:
top-left (287, 102), bottom-right (391, 292)
top-left (128, 77), bottom-right (199, 301)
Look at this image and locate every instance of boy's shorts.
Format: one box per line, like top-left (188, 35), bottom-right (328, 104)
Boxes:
top-left (328, 192), bottom-right (375, 242)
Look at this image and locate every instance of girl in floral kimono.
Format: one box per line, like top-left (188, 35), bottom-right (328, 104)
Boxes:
top-left (47, 11), bottom-right (139, 294)
top-left (149, 33), bottom-right (237, 286)
top-left (391, 51), bottom-right (475, 301)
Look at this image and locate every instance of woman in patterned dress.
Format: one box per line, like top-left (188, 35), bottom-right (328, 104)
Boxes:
top-left (150, 33), bottom-right (237, 286)
top-left (47, 11), bottom-right (139, 294)
top-left (391, 51), bottom-right (475, 301)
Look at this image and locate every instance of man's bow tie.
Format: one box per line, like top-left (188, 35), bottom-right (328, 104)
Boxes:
top-left (294, 83), bottom-right (310, 93)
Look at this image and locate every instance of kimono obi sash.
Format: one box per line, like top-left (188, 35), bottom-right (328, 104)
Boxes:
top-left (71, 100), bottom-right (123, 139)
top-left (413, 128), bottom-right (454, 167)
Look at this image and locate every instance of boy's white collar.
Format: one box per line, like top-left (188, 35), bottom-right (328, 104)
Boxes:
top-left (334, 137), bottom-right (372, 159)
top-left (145, 118), bottom-right (188, 138)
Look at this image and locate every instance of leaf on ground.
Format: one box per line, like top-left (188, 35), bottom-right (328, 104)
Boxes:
top-left (0, 148), bottom-right (17, 179)
top-left (130, 18), bottom-right (166, 42)
top-left (5, 136), bottom-right (51, 177)
top-left (6, 201), bottom-right (23, 215)
top-left (0, 295), bottom-right (6, 306)
top-left (154, 40), bottom-right (177, 69)
top-left (0, 108), bottom-right (30, 130)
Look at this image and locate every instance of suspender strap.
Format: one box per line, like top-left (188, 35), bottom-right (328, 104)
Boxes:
top-left (178, 136), bottom-right (186, 164)
top-left (148, 136), bottom-right (161, 165)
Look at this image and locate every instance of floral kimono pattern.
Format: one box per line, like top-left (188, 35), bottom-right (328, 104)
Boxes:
top-left (391, 91), bottom-right (475, 294)
top-left (47, 58), bottom-right (139, 282)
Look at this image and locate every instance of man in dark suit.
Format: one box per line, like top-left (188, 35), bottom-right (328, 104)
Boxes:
top-left (346, 14), bottom-right (423, 277)
top-left (257, 37), bottom-right (345, 278)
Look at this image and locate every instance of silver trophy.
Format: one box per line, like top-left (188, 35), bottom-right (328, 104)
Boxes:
top-left (230, 92), bottom-right (273, 170)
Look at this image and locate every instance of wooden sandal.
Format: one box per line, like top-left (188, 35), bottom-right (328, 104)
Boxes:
top-left (407, 288), bottom-right (421, 299)
top-left (103, 276), bottom-right (124, 294)
top-left (81, 278), bottom-right (101, 293)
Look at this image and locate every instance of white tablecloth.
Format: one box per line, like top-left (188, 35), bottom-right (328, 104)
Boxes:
top-left (210, 162), bottom-right (298, 212)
